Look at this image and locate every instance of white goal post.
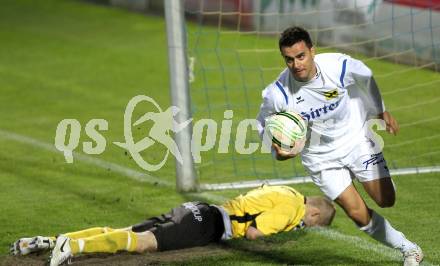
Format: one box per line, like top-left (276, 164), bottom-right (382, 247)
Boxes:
top-left (164, 0), bottom-right (198, 192)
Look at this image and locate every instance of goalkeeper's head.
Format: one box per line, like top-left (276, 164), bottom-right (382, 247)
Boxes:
top-left (303, 196), bottom-right (336, 227)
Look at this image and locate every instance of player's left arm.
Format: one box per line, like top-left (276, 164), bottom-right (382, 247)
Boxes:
top-left (347, 57), bottom-right (399, 135)
top-left (366, 76), bottom-right (400, 135)
top-left (379, 111), bottom-right (399, 135)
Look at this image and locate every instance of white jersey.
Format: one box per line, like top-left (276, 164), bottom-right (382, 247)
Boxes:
top-left (256, 53), bottom-right (385, 172)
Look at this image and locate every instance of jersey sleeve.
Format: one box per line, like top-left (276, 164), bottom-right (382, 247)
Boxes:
top-left (256, 84), bottom-right (288, 139)
top-left (256, 84), bottom-right (289, 158)
top-left (346, 56), bottom-right (386, 116)
top-left (253, 204), bottom-right (298, 235)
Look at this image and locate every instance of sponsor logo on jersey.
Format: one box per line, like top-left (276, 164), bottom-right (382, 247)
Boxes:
top-left (323, 89), bottom-right (338, 100)
top-left (300, 98), bottom-right (341, 121)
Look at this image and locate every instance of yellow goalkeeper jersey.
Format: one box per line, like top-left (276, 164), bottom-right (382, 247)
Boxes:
top-left (221, 185), bottom-right (305, 238)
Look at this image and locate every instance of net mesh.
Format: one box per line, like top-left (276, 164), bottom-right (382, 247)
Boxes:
top-left (183, 0), bottom-right (440, 185)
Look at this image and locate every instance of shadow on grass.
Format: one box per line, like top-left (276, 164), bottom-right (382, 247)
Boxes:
top-left (216, 232), bottom-right (398, 265)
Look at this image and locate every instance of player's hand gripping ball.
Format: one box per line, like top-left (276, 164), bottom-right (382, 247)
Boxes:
top-left (265, 111), bottom-right (307, 154)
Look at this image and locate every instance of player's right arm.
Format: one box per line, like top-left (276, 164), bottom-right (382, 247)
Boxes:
top-left (256, 79), bottom-right (297, 160)
top-left (256, 85), bottom-right (286, 138)
top-left (272, 142), bottom-right (298, 160)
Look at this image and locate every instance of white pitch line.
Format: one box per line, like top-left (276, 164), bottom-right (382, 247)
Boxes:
top-left (389, 96), bottom-right (440, 112)
top-left (400, 115), bottom-right (440, 128)
top-left (186, 192), bottom-right (230, 204)
top-left (386, 133), bottom-right (440, 148)
top-left (308, 228), bottom-right (434, 266)
top-left (0, 129), bottom-right (434, 265)
top-left (382, 79), bottom-right (440, 96)
top-left (308, 227), bottom-right (401, 261)
top-left (0, 129), bottom-right (172, 187)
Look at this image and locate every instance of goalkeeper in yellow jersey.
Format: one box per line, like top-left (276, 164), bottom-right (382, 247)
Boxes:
top-left (10, 185), bottom-right (335, 266)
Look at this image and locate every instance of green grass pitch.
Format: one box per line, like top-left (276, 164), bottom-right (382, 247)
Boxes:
top-left (0, 0), bottom-right (439, 265)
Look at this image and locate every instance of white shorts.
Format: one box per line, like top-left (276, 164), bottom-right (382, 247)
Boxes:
top-left (308, 138), bottom-right (391, 200)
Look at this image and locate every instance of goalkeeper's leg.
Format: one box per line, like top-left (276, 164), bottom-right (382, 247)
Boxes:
top-left (50, 231), bottom-right (157, 266)
top-left (67, 230), bottom-right (157, 255)
top-left (65, 226), bottom-right (119, 239)
top-left (11, 226), bottom-right (122, 255)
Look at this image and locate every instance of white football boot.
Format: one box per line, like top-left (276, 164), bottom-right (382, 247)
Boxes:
top-left (10, 236), bottom-right (54, 255)
top-left (403, 245), bottom-right (424, 266)
top-left (49, 235), bottom-right (73, 266)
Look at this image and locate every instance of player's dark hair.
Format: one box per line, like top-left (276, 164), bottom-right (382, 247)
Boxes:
top-left (307, 196), bottom-right (336, 226)
top-left (279, 26), bottom-right (313, 51)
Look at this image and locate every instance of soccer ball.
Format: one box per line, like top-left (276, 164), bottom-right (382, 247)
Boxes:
top-left (265, 111), bottom-right (307, 153)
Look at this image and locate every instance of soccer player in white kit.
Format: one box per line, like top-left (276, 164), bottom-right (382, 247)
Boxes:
top-left (256, 27), bottom-right (423, 266)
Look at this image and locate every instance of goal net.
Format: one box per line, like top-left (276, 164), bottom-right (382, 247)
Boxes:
top-left (179, 0), bottom-right (440, 190)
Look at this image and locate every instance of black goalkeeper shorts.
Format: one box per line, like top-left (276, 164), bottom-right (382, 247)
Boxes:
top-left (131, 202), bottom-right (224, 251)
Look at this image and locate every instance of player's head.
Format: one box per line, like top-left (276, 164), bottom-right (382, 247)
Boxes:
top-left (303, 196), bottom-right (336, 227)
top-left (279, 27), bottom-right (316, 82)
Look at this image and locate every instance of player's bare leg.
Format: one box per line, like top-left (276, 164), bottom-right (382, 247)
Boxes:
top-left (118, 226), bottom-right (158, 252)
top-left (335, 183), bottom-right (371, 226)
top-left (134, 231), bottom-right (158, 252)
top-left (362, 177), bottom-right (395, 208)
top-left (335, 183), bottom-right (423, 266)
